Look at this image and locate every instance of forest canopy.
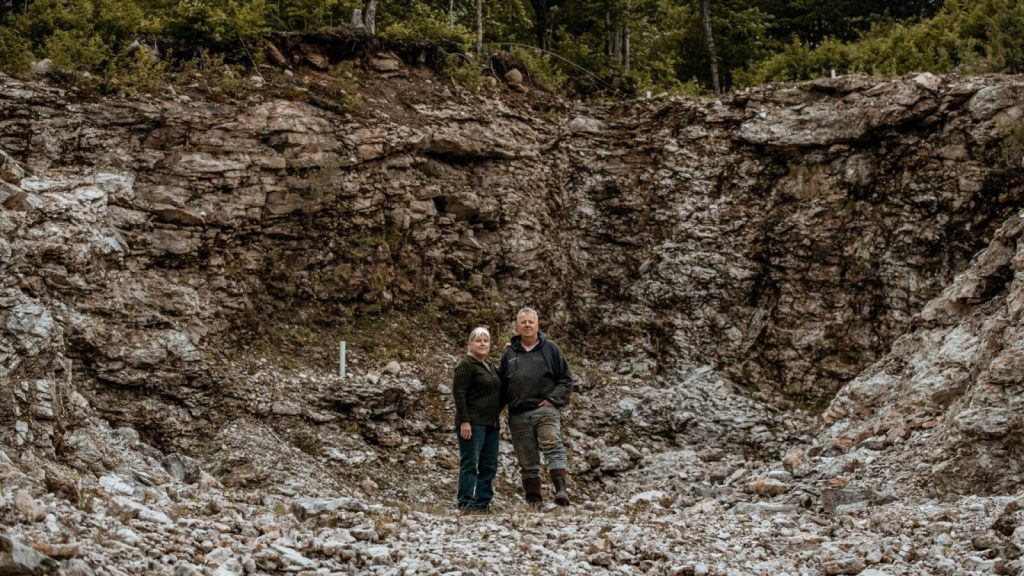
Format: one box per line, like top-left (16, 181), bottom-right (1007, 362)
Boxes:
top-left (0, 0), bottom-right (1020, 96)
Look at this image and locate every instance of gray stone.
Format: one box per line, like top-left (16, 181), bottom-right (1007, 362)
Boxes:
top-left (822, 557), bottom-right (866, 576)
top-left (13, 490), bottom-right (47, 522)
top-left (58, 559), bottom-right (95, 576)
top-left (291, 497), bottom-right (370, 520)
top-left (0, 534), bottom-right (56, 575)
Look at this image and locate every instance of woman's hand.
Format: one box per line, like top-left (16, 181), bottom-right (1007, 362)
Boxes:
top-left (460, 422), bottom-right (472, 440)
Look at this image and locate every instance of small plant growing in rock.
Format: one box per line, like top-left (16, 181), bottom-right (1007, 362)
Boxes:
top-left (447, 55), bottom-right (484, 91)
top-left (324, 61), bottom-right (364, 111)
top-left (175, 53), bottom-right (253, 101)
top-left (272, 500), bottom-right (289, 517)
top-left (996, 119), bottom-right (1024, 170)
top-left (509, 47), bottom-right (568, 95)
top-left (168, 503), bottom-right (190, 520)
top-left (370, 512), bottom-right (396, 539)
top-left (76, 486), bottom-right (97, 513)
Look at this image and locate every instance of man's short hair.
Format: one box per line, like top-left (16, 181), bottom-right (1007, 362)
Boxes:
top-left (516, 307), bottom-right (538, 322)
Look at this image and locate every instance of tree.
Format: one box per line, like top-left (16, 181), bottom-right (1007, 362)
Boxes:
top-left (476, 0), bottom-right (482, 56)
top-left (699, 0), bottom-right (719, 92)
top-left (363, 0), bottom-right (378, 33)
top-left (529, 0), bottom-right (551, 50)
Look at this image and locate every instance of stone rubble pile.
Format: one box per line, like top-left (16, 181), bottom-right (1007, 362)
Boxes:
top-left (4, 432), bottom-right (1024, 576)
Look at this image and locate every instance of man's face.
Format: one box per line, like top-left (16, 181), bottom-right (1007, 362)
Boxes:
top-left (517, 313), bottom-right (538, 340)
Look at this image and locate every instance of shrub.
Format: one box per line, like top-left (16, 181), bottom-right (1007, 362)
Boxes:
top-left (104, 46), bottom-right (168, 96)
top-left (509, 46), bottom-right (567, 94)
top-left (446, 54), bottom-right (484, 91)
top-left (269, 0), bottom-right (359, 32)
top-left (0, 26), bottom-right (34, 75)
top-left (174, 51), bottom-right (253, 99)
top-left (734, 0), bottom-right (1021, 85)
top-left (13, 0), bottom-right (96, 46)
top-left (44, 29), bottom-right (110, 73)
top-left (380, 1), bottom-right (474, 50)
top-left (160, 0), bottom-right (269, 46)
top-left (963, 0), bottom-right (1024, 73)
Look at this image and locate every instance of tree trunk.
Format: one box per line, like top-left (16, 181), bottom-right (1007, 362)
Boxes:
top-left (450, 0), bottom-right (455, 29)
top-left (624, 0), bottom-right (631, 74)
top-left (529, 0), bottom-right (548, 51)
top-left (700, 0), bottom-right (721, 94)
top-left (623, 25), bottom-right (630, 74)
top-left (363, 0), bottom-right (378, 35)
top-left (605, 11), bottom-right (612, 59)
top-left (476, 0), bottom-right (483, 57)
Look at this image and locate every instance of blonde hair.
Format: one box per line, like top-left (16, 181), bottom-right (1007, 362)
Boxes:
top-left (466, 326), bottom-right (491, 355)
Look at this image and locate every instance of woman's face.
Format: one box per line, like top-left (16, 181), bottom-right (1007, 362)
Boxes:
top-left (471, 334), bottom-right (491, 358)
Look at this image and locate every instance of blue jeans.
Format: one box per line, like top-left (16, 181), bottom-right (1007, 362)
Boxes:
top-left (456, 424), bottom-right (499, 510)
top-left (508, 406), bottom-right (566, 480)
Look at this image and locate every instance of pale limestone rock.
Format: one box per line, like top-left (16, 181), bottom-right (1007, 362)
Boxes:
top-left (0, 535), bottom-right (55, 574)
top-left (290, 497), bottom-right (370, 520)
top-left (568, 116), bottom-right (605, 134)
top-left (13, 490), bottom-right (47, 522)
top-left (107, 496), bottom-right (172, 525)
top-left (747, 477), bottom-right (787, 497)
top-left (369, 53), bottom-right (402, 72)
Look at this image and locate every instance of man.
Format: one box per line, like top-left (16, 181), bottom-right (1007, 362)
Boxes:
top-left (499, 307), bottom-right (573, 506)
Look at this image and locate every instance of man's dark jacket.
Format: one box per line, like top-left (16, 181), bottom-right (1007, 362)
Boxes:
top-left (498, 332), bottom-right (573, 415)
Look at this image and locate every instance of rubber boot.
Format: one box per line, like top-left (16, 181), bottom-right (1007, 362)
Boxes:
top-left (523, 477), bottom-right (543, 507)
top-left (551, 468), bottom-right (570, 506)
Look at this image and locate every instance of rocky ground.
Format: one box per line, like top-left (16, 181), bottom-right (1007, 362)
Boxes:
top-left (3, 379), bottom-right (1024, 576)
top-left (3, 39), bottom-right (1024, 575)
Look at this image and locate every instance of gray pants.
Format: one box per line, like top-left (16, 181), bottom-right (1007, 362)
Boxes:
top-left (508, 406), bottom-right (567, 480)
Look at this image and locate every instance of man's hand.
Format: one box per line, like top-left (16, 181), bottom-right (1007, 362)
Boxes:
top-left (460, 422), bottom-right (472, 440)
top-left (539, 400), bottom-right (554, 408)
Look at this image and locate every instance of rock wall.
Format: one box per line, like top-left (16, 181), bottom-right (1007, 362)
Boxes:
top-left (818, 207), bottom-right (1024, 495)
top-left (1, 70), bottom-right (1022, 469)
top-left (558, 75), bottom-right (1024, 402)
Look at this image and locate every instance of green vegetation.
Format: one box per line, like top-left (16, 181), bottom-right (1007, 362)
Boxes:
top-left (0, 0), bottom-right (1020, 95)
top-left (446, 53), bottom-right (485, 90)
top-left (0, 26), bottom-right (32, 73)
top-left (380, 1), bottom-right (474, 47)
top-left (737, 0), bottom-right (1024, 85)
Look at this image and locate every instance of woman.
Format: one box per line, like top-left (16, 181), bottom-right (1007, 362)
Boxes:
top-left (452, 326), bottom-right (502, 512)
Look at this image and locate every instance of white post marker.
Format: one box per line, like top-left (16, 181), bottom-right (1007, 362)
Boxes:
top-left (339, 340), bottom-right (347, 380)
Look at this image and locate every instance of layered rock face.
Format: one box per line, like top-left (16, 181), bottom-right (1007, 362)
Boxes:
top-left (2, 63), bottom-right (1024, 575)
top-left (562, 75), bottom-right (1023, 402)
top-left (819, 207), bottom-right (1024, 495)
top-left (1, 71), bottom-right (1022, 461)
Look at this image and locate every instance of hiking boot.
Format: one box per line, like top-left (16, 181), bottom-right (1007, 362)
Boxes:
top-left (523, 477), bottom-right (543, 507)
top-left (551, 468), bottom-right (570, 506)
